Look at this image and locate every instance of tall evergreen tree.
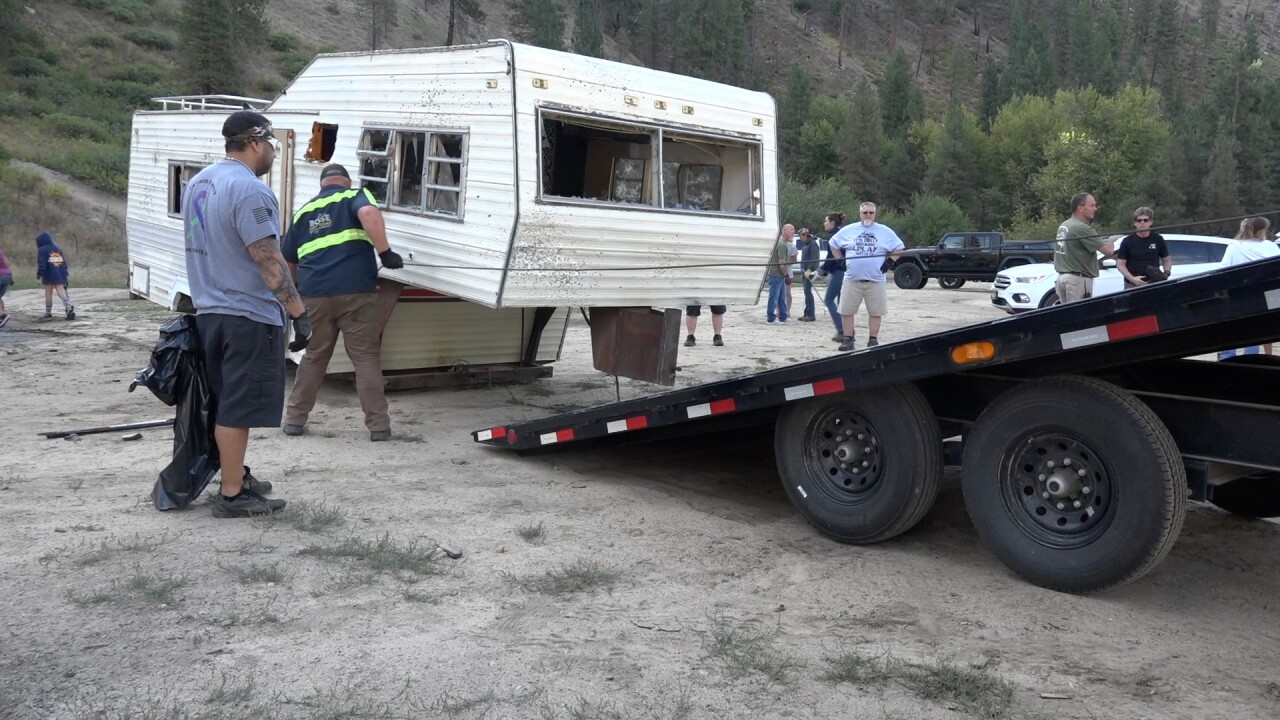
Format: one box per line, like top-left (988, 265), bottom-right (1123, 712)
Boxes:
top-left (1148, 0), bottom-right (1179, 87)
top-left (1200, 0), bottom-right (1221, 44)
top-left (1066, 0), bottom-right (1096, 88)
top-left (636, 0), bottom-right (666, 69)
top-left (180, 0), bottom-right (241, 94)
top-left (925, 104), bottom-right (984, 224)
top-left (445, 0), bottom-right (486, 46)
top-left (1200, 119), bottom-right (1242, 233)
top-left (676, 0), bottom-right (747, 85)
top-left (356, 0), bottom-right (399, 51)
top-left (0, 0), bottom-right (24, 59)
top-left (841, 81), bottom-right (884, 200)
top-left (780, 65), bottom-right (814, 176)
top-left (879, 138), bottom-right (925, 211)
top-left (879, 48), bottom-right (922, 141)
top-left (572, 0), bottom-right (604, 57)
top-left (979, 55), bottom-right (1002, 130)
top-left (513, 0), bottom-right (566, 51)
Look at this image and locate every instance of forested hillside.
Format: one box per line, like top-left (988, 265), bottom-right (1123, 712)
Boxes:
top-left (1, 0), bottom-right (1278, 242)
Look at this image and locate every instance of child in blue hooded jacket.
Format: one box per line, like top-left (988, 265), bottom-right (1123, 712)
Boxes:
top-left (36, 231), bottom-right (74, 320)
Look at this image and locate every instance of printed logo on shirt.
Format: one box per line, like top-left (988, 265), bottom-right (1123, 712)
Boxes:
top-left (253, 206), bottom-right (275, 224)
top-left (851, 231), bottom-right (880, 257)
top-left (308, 212), bottom-right (333, 234)
top-left (47, 251), bottom-right (65, 267)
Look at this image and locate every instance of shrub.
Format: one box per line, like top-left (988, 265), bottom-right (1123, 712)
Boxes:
top-left (93, 79), bottom-right (162, 107)
top-left (878, 192), bottom-right (970, 248)
top-left (86, 32), bottom-right (116, 49)
top-left (108, 64), bottom-right (164, 85)
top-left (46, 114), bottom-right (115, 143)
top-left (7, 56), bottom-right (53, 77)
top-left (255, 77), bottom-right (284, 97)
top-left (0, 143), bottom-right (10, 165)
top-left (37, 48), bottom-right (61, 66)
top-left (279, 52), bottom-right (312, 79)
top-left (53, 142), bottom-right (129, 195)
top-left (267, 32), bottom-right (298, 52)
top-left (124, 28), bottom-right (175, 50)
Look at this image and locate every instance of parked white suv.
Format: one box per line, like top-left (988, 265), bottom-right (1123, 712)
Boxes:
top-left (991, 234), bottom-right (1233, 313)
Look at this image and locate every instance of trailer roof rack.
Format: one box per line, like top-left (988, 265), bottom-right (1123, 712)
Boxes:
top-left (150, 95), bottom-right (270, 111)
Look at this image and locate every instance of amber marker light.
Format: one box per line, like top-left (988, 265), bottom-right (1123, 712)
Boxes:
top-left (951, 341), bottom-right (996, 364)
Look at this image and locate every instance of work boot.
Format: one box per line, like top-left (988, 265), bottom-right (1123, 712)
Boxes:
top-left (799, 315), bottom-right (816, 322)
top-left (282, 424), bottom-right (305, 436)
top-left (684, 334), bottom-right (696, 347)
top-left (65, 305), bottom-right (75, 321)
top-left (713, 334), bottom-right (724, 347)
top-left (38, 312), bottom-right (53, 322)
top-left (867, 337), bottom-right (880, 347)
top-left (833, 332), bottom-right (847, 343)
top-left (212, 488), bottom-right (286, 518)
top-left (241, 466), bottom-right (272, 495)
top-left (370, 429), bottom-right (392, 442)
top-left (838, 336), bottom-right (855, 352)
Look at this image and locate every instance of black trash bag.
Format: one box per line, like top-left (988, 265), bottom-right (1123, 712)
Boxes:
top-left (131, 315), bottom-right (220, 510)
top-left (130, 315), bottom-right (198, 406)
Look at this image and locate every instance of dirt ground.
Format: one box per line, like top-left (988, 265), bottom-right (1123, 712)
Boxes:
top-left (1, 283), bottom-right (1278, 720)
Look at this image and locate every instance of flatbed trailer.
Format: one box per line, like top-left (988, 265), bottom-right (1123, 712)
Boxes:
top-left (473, 258), bottom-right (1280, 592)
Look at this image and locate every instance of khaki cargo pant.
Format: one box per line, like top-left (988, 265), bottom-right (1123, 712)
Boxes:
top-left (285, 292), bottom-right (390, 432)
top-left (1055, 273), bottom-right (1094, 303)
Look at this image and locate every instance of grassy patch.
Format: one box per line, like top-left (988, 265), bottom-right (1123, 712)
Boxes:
top-left (123, 572), bottom-right (186, 604)
top-left (900, 659), bottom-right (1013, 719)
top-left (820, 648), bottom-right (899, 686)
top-left (299, 534), bottom-right (446, 577)
top-left (256, 500), bottom-right (346, 533)
top-left (216, 608), bottom-right (284, 628)
top-left (206, 673), bottom-right (256, 705)
top-left (506, 558), bottom-right (619, 597)
top-left (224, 562), bottom-right (286, 585)
top-left (703, 613), bottom-right (797, 684)
top-left (515, 521), bottom-right (546, 544)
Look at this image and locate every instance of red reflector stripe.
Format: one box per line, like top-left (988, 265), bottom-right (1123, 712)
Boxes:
top-left (556, 429), bottom-right (575, 442)
top-left (812, 378), bottom-right (845, 396)
top-left (710, 399), bottom-right (736, 414)
top-left (1106, 315), bottom-right (1160, 341)
top-left (490, 427), bottom-right (507, 439)
top-left (626, 416), bottom-right (648, 430)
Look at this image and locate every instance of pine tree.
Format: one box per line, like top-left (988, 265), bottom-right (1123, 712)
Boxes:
top-left (513, 0), bottom-right (566, 51)
top-left (356, 0), bottom-right (399, 51)
top-left (572, 0), bottom-right (604, 57)
top-left (445, 0), bottom-right (486, 46)
top-left (780, 65), bottom-right (814, 176)
top-left (1148, 0), bottom-right (1179, 87)
top-left (1200, 119), bottom-right (1242, 233)
top-left (676, 0), bottom-right (747, 85)
top-left (0, 0), bottom-right (24, 59)
top-left (879, 138), bottom-right (925, 211)
top-left (979, 54), bottom-right (1002, 130)
top-left (879, 48), bottom-right (922, 141)
top-left (1200, 0), bottom-right (1221, 44)
top-left (925, 104), bottom-right (984, 224)
top-left (636, 0), bottom-right (666, 69)
top-left (180, 0), bottom-right (241, 94)
top-left (841, 81), bottom-right (884, 200)
top-left (1066, 0), bottom-right (1096, 88)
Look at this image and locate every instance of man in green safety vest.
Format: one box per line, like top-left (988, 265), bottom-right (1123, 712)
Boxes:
top-left (281, 163), bottom-right (404, 441)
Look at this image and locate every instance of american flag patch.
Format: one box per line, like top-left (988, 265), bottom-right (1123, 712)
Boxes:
top-left (253, 206), bottom-right (274, 223)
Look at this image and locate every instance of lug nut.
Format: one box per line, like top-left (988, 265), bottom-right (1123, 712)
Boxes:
top-left (1042, 491), bottom-right (1050, 499)
top-left (861, 460), bottom-right (869, 467)
top-left (1073, 500), bottom-right (1082, 508)
top-left (1082, 487), bottom-right (1091, 494)
top-left (1077, 469), bottom-right (1087, 477)
top-left (857, 434), bottom-right (864, 440)
top-left (863, 447), bottom-right (871, 453)
top-left (1047, 460), bottom-right (1055, 468)
top-left (1063, 458), bottom-right (1072, 466)
top-left (840, 462), bottom-right (848, 469)
top-left (1038, 474), bottom-right (1046, 481)
top-left (1056, 502), bottom-right (1065, 510)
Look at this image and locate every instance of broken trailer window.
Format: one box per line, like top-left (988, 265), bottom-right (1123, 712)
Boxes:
top-left (540, 112), bottom-right (656, 205)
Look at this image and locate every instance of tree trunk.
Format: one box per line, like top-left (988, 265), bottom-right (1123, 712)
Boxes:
top-left (446, 0), bottom-right (456, 45)
top-left (837, 5), bottom-right (846, 69)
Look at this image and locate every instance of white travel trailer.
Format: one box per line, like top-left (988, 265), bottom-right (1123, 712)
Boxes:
top-left (126, 40), bottom-right (778, 384)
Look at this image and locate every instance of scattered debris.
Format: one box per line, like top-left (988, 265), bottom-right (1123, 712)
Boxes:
top-left (435, 543), bottom-right (463, 560)
top-left (1040, 692), bottom-right (1072, 700)
top-left (122, 432), bottom-right (143, 441)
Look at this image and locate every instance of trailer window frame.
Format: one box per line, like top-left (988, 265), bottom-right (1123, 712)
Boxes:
top-left (167, 162), bottom-right (208, 218)
top-left (536, 107), bottom-right (765, 221)
top-left (357, 125), bottom-right (468, 222)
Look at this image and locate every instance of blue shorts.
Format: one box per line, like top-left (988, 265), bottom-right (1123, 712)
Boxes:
top-left (0, 276), bottom-right (10, 298)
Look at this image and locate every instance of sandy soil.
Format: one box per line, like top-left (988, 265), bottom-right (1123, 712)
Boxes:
top-left (1, 283), bottom-right (1278, 720)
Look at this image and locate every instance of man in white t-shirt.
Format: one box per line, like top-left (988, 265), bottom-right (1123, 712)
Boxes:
top-left (828, 202), bottom-right (905, 352)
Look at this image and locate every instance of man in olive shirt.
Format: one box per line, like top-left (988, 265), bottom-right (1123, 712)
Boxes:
top-left (1053, 193), bottom-right (1114, 303)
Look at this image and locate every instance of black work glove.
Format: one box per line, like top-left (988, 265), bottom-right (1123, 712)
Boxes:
top-left (880, 257), bottom-right (896, 273)
top-left (379, 249), bottom-right (404, 270)
top-left (288, 313), bottom-right (312, 352)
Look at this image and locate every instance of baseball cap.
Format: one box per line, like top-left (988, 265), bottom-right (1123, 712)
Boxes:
top-left (222, 110), bottom-right (274, 141)
top-left (320, 164), bottom-right (351, 180)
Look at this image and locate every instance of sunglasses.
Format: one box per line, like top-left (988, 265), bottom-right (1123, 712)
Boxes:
top-left (861, 211), bottom-right (876, 215)
top-left (1135, 217), bottom-right (1152, 223)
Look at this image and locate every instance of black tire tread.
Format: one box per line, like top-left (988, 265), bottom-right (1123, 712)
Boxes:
top-left (962, 376), bottom-right (1186, 593)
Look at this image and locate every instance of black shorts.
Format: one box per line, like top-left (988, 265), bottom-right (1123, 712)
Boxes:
top-left (686, 305), bottom-right (726, 316)
top-left (197, 313), bottom-right (286, 428)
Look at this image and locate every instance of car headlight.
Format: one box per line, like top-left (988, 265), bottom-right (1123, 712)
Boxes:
top-left (1015, 275), bottom-right (1052, 284)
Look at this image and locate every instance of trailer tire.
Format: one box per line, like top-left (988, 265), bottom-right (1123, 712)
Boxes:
top-left (938, 277), bottom-right (966, 290)
top-left (893, 263), bottom-right (926, 290)
top-left (1039, 290), bottom-right (1061, 309)
top-left (775, 382), bottom-right (942, 544)
top-left (961, 376), bottom-right (1186, 593)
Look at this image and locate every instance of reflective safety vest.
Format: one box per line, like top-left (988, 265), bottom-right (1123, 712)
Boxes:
top-left (291, 187), bottom-right (378, 260)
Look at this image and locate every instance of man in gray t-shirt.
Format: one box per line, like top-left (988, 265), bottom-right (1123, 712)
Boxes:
top-left (179, 110), bottom-right (312, 519)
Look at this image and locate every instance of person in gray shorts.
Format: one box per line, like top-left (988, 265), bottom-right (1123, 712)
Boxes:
top-left (181, 110), bottom-right (313, 518)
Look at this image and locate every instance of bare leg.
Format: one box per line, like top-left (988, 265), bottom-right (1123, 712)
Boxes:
top-left (215, 426), bottom-right (249, 496)
top-left (43, 285), bottom-right (53, 312)
top-left (869, 316), bottom-right (883, 337)
top-left (841, 314), bottom-right (856, 337)
top-left (685, 315), bottom-right (697, 335)
top-left (711, 314), bottom-right (724, 334)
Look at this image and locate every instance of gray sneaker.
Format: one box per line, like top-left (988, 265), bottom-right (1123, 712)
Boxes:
top-left (241, 466), bottom-right (272, 495)
top-left (832, 332), bottom-right (845, 342)
top-left (370, 429), bottom-right (391, 442)
top-left (684, 334), bottom-right (696, 347)
top-left (867, 337), bottom-right (880, 347)
top-left (838, 337), bottom-right (856, 352)
top-left (213, 488), bottom-right (286, 518)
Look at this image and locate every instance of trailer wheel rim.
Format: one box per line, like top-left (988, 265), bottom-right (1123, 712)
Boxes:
top-left (803, 408), bottom-right (885, 502)
top-left (1000, 431), bottom-right (1115, 548)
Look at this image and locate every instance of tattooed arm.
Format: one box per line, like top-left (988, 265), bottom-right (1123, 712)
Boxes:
top-left (247, 235), bottom-right (306, 319)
